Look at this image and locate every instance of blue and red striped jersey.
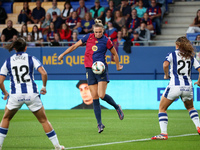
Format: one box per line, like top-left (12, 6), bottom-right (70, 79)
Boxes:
top-left (81, 33), bottom-right (113, 68)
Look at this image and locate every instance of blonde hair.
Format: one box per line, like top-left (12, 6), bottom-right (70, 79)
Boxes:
top-left (176, 36), bottom-right (195, 59)
top-left (94, 19), bottom-right (104, 28)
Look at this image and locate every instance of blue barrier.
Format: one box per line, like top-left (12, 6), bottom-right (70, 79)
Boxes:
top-left (0, 80), bottom-right (200, 110)
top-left (186, 33), bottom-right (200, 42)
top-left (1, 46), bottom-right (200, 80)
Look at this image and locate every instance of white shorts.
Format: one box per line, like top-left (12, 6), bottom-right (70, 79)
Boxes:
top-left (163, 86), bottom-right (193, 102)
top-left (7, 93), bottom-right (43, 112)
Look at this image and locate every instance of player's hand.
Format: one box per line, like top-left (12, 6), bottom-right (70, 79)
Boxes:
top-left (58, 54), bottom-right (63, 61)
top-left (3, 91), bottom-right (9, 100)
top-left (117, 65), bottom-right (123, 71)
top-left (164, 75), bottom-right (170, 79)
top-left (194, 81), bottom-right (200, 87)
top-left (40, 87), bottom-right (47, 95)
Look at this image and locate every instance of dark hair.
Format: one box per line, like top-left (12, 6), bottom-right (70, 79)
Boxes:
top-left (32, 25), bottom-right (40, 41)
top-left (23, 1), bottom-right (30, 11)
top-left (20, 24), bottom-right (28, 39)
top-left (176, 36), bottom-right (195, 59)
top-left (62, 1), bottom-right (73, 16)
top-left (76, 80), bottom-right (88, 89)
top-left (4, 38), bottom-right (26, 52)
top-left (195, 9), bottom-right (200, 25)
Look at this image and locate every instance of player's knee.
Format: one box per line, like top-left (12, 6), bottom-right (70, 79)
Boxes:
top-left (38, 118), bottom-right (48, 124)
top-left (99, 94), bottom-right (105, 100)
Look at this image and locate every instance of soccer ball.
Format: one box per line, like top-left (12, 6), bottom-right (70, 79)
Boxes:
top-left (92, 61), bottom-right (105, 74)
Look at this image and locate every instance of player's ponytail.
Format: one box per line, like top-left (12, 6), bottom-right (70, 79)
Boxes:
top-left (176, 36), bottom-right (195, 59)
top-left (94, 19), bottom-right (104, 28)
top-left (4, 38), bottom-right (26, 52)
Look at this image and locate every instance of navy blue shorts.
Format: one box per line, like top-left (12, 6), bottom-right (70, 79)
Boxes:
top-left (86, 67), bottom-right (109, 85)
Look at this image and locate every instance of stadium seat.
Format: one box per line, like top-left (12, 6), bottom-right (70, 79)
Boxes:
top-left (0, 24), bottom-right (40, 33)
top-left (0, 24), bottom-right (21, 33)
top-left (27, 24), bottom-right (40, 32)
top-left (2, 2), bottom-right (13, 13)
top-left (13, 2), bottom-right (39, 15)
top-left (13, 2), bottom-right (23, 14)
top-left (6, 14), bottom-right (18, 24)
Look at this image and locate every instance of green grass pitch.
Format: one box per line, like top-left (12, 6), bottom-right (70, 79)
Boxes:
top-left (0, 109), bottom-right (199, 150)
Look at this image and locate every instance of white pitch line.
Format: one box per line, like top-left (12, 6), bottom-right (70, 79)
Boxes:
top-left (62, 133), bottom-right (198, 150)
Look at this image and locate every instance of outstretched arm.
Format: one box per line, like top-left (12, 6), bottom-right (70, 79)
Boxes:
top-left (110, 47), bottom-right (123, 71)
top-left (163, 61), bottom-right (170, 79)
top-left (58, 40), bottom-right (83, 61)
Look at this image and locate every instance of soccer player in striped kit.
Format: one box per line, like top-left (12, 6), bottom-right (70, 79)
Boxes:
top-left (152, 36), bottom-right (200, 140)
top-left (58, 19), bottom-right (124, 133)
top-left (0, 38), bottom-right (64, 150)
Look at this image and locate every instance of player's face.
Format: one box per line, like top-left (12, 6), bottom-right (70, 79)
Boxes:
top-left (94, 27), bottom-right (104, 39)
top-left (79, 84), bottom-right (93, 105)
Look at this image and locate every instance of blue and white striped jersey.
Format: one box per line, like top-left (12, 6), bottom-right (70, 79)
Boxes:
top-left (165, 50), bottom-right (200, 86)
top-left (0, 52), bottom-right (42, 94)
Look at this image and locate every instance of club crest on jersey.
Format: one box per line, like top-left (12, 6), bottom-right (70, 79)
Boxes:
top-left (92, 45), bottom-right (98, 51)
top-left (95, 41), bottom-right (98, 43)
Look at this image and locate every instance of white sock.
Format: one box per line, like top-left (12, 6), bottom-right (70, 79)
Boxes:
top-left (0, 127), bottom-right (8, 145)
top-left (158, 113), bottom-right (168, 134)
top-left (46, 130), bottom-right (60, 146)
top-left (189, 109), bottom-right (200, 128)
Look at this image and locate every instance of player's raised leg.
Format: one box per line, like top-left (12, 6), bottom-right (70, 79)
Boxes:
top-left (0, 107), bottom-right (18, 148)
top-left (184, 99), bottom-right (200, 135)
top-left (98, 81), bottom-right (124, 120)
top-left (151, 96), bottom-right (174, 140)
top-left (33, 106), bottom-right (65, 149)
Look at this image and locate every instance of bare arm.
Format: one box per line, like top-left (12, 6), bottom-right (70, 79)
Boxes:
top-left (37, 66), bottom-right (47, 95)
top-left (163, 61), bottom-right (170, 79)
top-left (0, 75), bottom-right (9, 100)
top-left (110, 47), bottom-right (123, 71)
top-left (58, 40), bottom-right (83, 61)
top-left (194, 68), bottom-right (200, 86)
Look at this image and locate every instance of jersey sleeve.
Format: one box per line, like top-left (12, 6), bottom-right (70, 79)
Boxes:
top-left (81, 33), bottom-right (90, 44)
top-left (106, 38), bottom-right (114, 50)
top-left (0, 61), bottom-right (8, 77)
top-left (192, 57), bottom-right (200, 70)
top-left (164, 53), bottom-right (172, 63)
top-left (32, 56), bottom-right (43, 70)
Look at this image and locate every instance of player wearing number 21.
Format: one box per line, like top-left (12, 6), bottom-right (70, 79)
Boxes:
top-left (152, 36), bottom-right (200, 140)
top-left (0, 39), bottom-right (64, 150)
top-left (58, 19), bottom-right (124, 133)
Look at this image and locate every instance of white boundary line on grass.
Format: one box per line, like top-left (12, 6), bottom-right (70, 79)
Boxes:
top-left (63, 133), bottom-right (198, 150)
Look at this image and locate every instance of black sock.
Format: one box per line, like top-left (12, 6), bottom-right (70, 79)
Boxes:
top-left (102, 94), bottom-right (119, 109)
top-left (93, 99), bottom-right (102, 125)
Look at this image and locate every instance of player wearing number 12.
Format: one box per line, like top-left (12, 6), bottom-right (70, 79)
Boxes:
top-left (0, 39), bottom-right (64, 150)
top-left (151, 36), bottom-right (200, 140)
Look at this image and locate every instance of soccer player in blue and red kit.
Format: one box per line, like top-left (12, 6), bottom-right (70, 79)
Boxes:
top-left (58, 19), bottom-right (124, 133)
